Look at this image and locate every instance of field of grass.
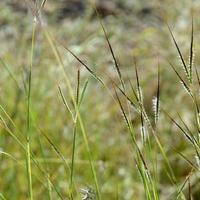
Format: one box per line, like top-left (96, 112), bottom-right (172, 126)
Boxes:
top-left (0, 0), bottom-right (200, 199)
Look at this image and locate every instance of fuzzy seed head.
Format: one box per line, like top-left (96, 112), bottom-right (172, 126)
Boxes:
top-left (80, 187), bottom-right (96, 200)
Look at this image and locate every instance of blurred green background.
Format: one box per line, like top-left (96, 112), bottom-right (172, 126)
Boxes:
top-left (0, 0), bottom-right (200, 199)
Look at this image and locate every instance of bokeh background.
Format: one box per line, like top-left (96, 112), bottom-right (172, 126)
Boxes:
top-left (0, 0), bottom-right (200, 199)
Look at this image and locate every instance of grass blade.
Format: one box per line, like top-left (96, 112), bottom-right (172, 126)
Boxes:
top-left (70, 69), bottom-right (81, 199)
top-left (26, 19), bottom-right (37, 200)
top-left (43, 29), bottom-right (101, 199)
top-left (60, 44), bottom-right (104, 85)
top-left (93, 4), bottom-right (125, 90)
top-left (169, 62), bottom-right (193, 98)
top-left (167, 24), bottom-right (190, 81)
top-left (189, 16), bottom-right (194, 83)
top-left (154, 62), bottom-right (160, 125)
top-left (163, 110), bottom-right (197, 147)
top-left (0, 193), bottom-right (7, 200)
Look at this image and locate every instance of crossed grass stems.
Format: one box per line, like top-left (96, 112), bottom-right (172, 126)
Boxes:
top-left (0, 1), bottom-right (200, 199)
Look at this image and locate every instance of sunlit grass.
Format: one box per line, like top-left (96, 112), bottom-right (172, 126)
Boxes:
top-left (0, 0), bottom-right (200, 199)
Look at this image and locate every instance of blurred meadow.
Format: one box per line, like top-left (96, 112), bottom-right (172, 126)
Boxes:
top-left (1, 0), bottom-right (200, 199)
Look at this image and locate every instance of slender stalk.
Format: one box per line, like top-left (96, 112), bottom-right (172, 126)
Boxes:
top-left (26, 21), bottom-right (36, 200)
top-left (69, 69), bottom-right (80, 199)
top-left (43, 29), bottom-right (101, 200)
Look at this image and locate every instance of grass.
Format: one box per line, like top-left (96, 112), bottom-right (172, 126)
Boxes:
top-left (0, 0), bottom-right (200, 199)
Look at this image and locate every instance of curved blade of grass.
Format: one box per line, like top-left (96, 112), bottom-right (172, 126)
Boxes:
top-left (92, 2), bottom-right (125, 91)
top-left (167, 24), bottom-right (190, 81)
top-left (163, 110), bottom-right (198, 148)
top-left (177, 112), bottom-right (198, 145)
top-left (114, 88), bottom-right (150, 172)
top-left (111, 79), bottom-right (138, 110)
top-left (58, 85), bottom-right (74, 121)
top-left (189, 16), bottom-right (194, 83)
top-left (115, 73), bottom-right (176, 184)
top-left (176, 171), bottom-right (193, 200)
top-left (134, 152), bottom-right (159, 199)
top-left (79, 79), bottom-right (89, 107)
top-left (36, 133), bottom-right (53, 200)
top-left (0, 150), bottom-right (64, 199)
top-left (43, 29), bottom-right (101, 200)
top-left (114, 88), bottom-right (158, 200)
top-left (0, 193), bottom-right (7, 200)
top-left (175, 150), bottom-right (199, 171)
top-left (169, 62), bottom-right (193, 98)
top-left (57, 38), bottom-right (118, 107)
top-left (0, 108), bottom-right (64, 199)
top-left (135, 159), bottom-right (152, 199)
top-left (114, 65), bottom-right (176, 184)
top-left (0, 58), bottom-right (20, 89)
top-left (60, 43), bottom-right (104, 86)
top-left (133, 61), bottom-right (176, 183)
top-left (40, 130), bottom-right (71, 177)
